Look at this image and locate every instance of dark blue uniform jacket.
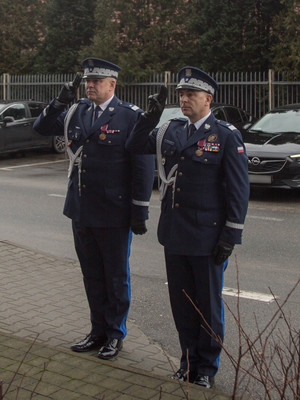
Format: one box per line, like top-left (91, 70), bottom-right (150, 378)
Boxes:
top-left (126, 113), bottom-right (249, 256)
top-left (33, 96), bottom-right (154, 227)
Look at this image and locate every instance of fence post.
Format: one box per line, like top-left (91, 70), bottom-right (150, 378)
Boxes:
top-left (268, 69), bottom-right (275, 111)
top-left (164, 71), bottom-right (171, 105)
top-left (3, 73), bottom-right (10, 101)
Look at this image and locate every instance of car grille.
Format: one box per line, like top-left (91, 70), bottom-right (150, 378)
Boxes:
top-left (248, 158), bottom-right (287, 174)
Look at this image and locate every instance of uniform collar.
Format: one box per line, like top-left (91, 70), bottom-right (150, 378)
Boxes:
top-left (93, 94), bottom-right (114, 112)
top-left (189, 111), bottom-right (211, 130)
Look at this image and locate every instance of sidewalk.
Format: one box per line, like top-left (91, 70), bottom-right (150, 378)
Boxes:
top-left (0, 240), bottom-right (232, 399)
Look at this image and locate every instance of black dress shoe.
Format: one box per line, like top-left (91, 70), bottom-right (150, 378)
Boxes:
top-left (98, 338), bottom-right (123, 360)
top-left (193, 375), bottom-right (214, 389)
top-left (70, 334), bottom-right (106, 353)
top-left (171, 368), bottom-right (197, 382)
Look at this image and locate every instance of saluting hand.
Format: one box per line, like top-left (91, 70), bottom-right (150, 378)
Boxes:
top-left (55, 73), bottom-right (82, 107)
top-left (145, 85), bottom-right (168, 121)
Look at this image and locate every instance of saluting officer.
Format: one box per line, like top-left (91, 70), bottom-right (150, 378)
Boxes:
top-left (33, 58), bottom-right (154, 359)
top-left (126, 67), bottom-right (249, 388)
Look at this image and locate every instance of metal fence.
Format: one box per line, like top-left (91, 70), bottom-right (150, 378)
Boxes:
top-left (1, 70), bottom-right (299, 119)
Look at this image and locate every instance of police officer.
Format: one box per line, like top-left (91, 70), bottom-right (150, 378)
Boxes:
top-left (33, 58), bottom-right (154, 359)
top-left (126, 67), bottom-right (249, 388)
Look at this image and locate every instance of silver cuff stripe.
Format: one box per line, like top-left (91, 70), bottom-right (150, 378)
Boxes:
top-left (132, 199), bottom-right (150, 207)
top-left (225, 221), bottom-right (244, 230)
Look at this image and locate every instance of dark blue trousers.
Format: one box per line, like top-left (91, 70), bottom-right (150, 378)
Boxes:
top-left (164, 249), bottom-right (227, 377)
top-left (72, 221), bottom-right (132, 339)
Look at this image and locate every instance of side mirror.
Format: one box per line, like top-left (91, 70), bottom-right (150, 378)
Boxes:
top-left (4, 116), bottom-right (14, 123)
top-left (0, 116), bottom-right (14, 127)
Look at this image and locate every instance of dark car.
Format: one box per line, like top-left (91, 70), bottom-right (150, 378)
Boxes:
top-left (157, 103), bottom-right (254, 131)
top-left (0, 100), bottom-right (65, 154)
top-left (244, 103), bottom-right (300, 189)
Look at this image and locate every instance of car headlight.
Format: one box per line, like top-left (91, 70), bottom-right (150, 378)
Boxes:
top-left (290, 154), bottom-right (300, 163)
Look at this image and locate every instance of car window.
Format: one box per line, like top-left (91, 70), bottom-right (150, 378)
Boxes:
top-left (250, 109), bottom-right (300, 134)
top-left (2, 104), bottom-right (26, 121)
top-left (224, 106), bottom-right (242, 123)
top-left (212, 107), bottom-right (226, 121)
top-left (28, 103), bottom-right (45, 118)
top-left (239, 108), bottom-right (249, 122)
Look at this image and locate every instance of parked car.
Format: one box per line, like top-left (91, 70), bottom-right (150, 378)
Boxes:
top-left (0, 100), bottom-right (65, 154)
top-left (243, 103), bottom-right (300, 189)
top-left (157, 103), bottom-right (254, 131)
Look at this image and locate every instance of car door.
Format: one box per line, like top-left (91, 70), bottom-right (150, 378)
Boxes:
top-left (29, 102), bottom-right (52, 147)
top-left (1, 103), bottom-right (33, 151)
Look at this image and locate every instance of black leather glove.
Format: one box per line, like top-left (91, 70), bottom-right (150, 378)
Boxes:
top-left (213, 241), bottom-right (234, 265)
top-left (131, 219), bottom-right (147, 235)
top-left (54, 73), bottom-right (82, 107)
top-left (144, 85), bottom-right (168, 121)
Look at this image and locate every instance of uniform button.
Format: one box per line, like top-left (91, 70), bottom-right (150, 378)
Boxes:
top-left (163, 150), bottom-right (167, 154)
top-left (118, 195), bottom-right (122, 199)
top-left (204, 158), bottom-right (208, 162)
top-left (108, 140), bottom-right (112, 144)
top-left (82, 170), bottom-right (86, 173)
top-left (83, 154), bottom-right (87, 158)
top-left (180, 156), bottom-right (184, 160)
top-left (213, 222), bottom-right (217, 226)
top-left (178, 172), bottom-right (183, 176)
top-left (85, 139), bottom-right (90, 143)
top-left (176, 187), bottom-right (181, 192)
top-left (82, 184), bottom-right (86, 189)
top-left (170, 151), bottom-right (174, 155)
top-left (175, 203), bottom-right (179, 208)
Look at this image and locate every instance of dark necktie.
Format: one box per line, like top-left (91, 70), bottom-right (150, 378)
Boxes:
top-left (92, 105), bottom-right (102, 124)
top-left (188, 123), bottom-right (196, 139)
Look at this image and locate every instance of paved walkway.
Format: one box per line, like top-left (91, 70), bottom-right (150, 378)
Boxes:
top-left (0, 240), bottom-right (232, 399)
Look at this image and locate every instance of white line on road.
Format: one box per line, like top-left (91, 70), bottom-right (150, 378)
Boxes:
top-left (49, 194), bottom-right (65, 198)
top-left (246, 215), bottom-right (284, 222)
top-left (222, 287), bottom-right (277, 302)
top-left (0, 159), bottom-right (67, 170)
top-left (164, 282), bottom-right (276, 303)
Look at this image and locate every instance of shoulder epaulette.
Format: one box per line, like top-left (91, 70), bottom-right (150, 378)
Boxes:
top-left (216, 119), bottom-right (237, 131)
top-left (118, 101), bottom-right (142, 112)
top-left (77, 98), bottom-right (91, 105)
top-left (171, 117), bottom-right (188, 123)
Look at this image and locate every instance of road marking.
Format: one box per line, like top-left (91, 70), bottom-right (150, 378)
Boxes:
top-left (0, 159), bottom-right (67, 170)
top-left (247, 215), bottom-right (283, 222)
top-left (49, 194), bottom-right (65, 198)
top-left (222, 287), bottom-right (277, 302)
top-left (165, 282), bottom-right (276, 303)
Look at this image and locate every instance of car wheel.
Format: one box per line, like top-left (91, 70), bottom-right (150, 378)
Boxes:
top-left (52, 136), bottom-right (66, 153)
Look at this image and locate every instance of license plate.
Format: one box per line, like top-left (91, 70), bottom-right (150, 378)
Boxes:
top-left (249, 174), bottom-right (272, 184)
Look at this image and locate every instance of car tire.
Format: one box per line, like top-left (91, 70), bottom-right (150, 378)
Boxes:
top-left (52, 136), bottom-right (66, 153)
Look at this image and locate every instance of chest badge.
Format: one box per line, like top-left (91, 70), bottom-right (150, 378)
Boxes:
top-left (208, 133), bottom-right (218, 142)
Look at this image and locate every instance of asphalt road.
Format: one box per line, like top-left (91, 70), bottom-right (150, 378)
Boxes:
top-left (0, 151), bottom-right (299, 397)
